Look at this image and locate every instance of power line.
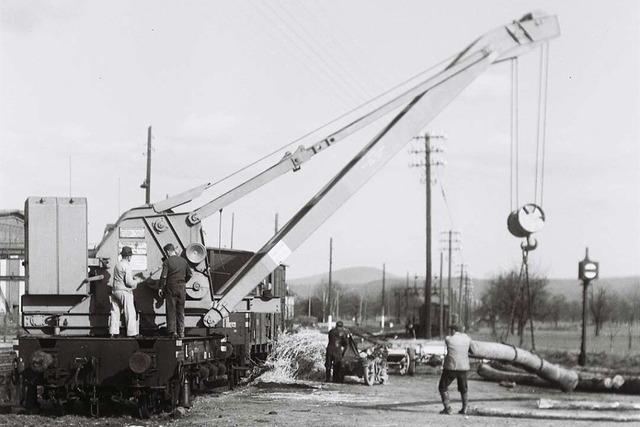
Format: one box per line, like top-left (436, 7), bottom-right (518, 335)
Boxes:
top-left (432, 168), bottom-right (466, 268)
top-left (272, 0), bottom-right (373, 100)
top-left (256, 1), bottom-right (365, 105)
top-left (295, 1), bottom-right (390, 95)
top-left (247, 2), bottom-right (356, 107)
top-left (199, 53), bottom-right (458, 193)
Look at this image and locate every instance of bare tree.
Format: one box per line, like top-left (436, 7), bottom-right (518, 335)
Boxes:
top-left (623, 289), bottom-right (640, 351)
top-left (476, 269), bottom-right (549, 342)
top-left (545, 294), bottom-right (567, 328)
top-left (476, 284), bottom-right (500, 337)
top-left (589, 285), bottom-right (612, 337)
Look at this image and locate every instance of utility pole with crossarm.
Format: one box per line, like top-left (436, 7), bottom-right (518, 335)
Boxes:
top-left (410, 132), bottom-right (445, 338)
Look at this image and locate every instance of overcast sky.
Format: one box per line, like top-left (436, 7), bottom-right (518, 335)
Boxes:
top-left (1, 1), bottom-right (638, 281)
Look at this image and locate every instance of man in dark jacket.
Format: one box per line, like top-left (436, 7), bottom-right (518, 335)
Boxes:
top-left (325, 320), bottom-right (350, 382)
top-left (438, 323), bottom-right (472, 414)
top-left (159, 243), bottom-right (192, 338)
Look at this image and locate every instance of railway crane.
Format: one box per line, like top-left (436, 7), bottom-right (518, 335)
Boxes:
top-left (13, 11), bottom-right (559, 416)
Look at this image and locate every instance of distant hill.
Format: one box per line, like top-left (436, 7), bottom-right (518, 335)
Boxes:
top-left (288, 266), bottom-right (640, 301)
top-left (289, 266), bottom-right (400, 286)
top-left (288, 266), bottom-right (401, 297)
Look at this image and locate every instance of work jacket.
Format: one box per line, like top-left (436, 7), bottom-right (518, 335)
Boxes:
top-left (327, 326), bottom-right (350, 357)
top-left (443, 332), bottom-right (471, 371)
top-left (111, 259), bottom-right (137, 292)
top-left (160, 255), bottom-right (192, 290)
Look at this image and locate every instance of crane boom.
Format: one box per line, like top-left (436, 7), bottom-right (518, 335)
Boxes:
top-left (153, 14), bottom-right (558, 223)
top-left (202, 12), bottom-right (560, 327)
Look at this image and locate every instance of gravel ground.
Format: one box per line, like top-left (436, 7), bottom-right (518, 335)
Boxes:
top-left (1, 368), bottom-right (639, 426)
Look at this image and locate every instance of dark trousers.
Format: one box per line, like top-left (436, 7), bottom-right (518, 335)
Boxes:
top-left (438, 369), bottom-right (468, 393)
top-left (166, 284), bottom-right (186, 336)
top-left (325, 349), bottom-right (343, 382)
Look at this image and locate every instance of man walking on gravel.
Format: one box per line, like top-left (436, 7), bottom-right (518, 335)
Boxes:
top-left (439, 323), bottom-right (471, 415)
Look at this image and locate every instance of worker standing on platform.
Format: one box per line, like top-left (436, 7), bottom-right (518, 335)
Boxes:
top-left (109, 246), bottom-right (143, 337)
top-left (438, 323), bottom-right (472, 415)
top-left (325, 320), bottom-right (350, 382)
top-left (159, 244), bottom-right (192, 338)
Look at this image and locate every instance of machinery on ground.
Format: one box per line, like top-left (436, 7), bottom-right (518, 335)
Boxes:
top-left (338, 336), bottom-right (388, 386)
top-left (386, 346), bottom-right (415, 376)
top-left (12, 11), bottom-right (559, 417)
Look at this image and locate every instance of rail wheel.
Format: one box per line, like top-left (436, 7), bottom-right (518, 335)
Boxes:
top-left (363, 361), bottom-right (375, 386)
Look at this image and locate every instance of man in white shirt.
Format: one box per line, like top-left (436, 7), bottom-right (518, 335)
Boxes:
top-left (109, 246), bottom-right (144, 337)
top-left (439, 323), bottom-right (472, 414)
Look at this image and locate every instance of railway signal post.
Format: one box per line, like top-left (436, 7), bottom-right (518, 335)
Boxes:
top-left (578, 247), bottom-right (599, 366)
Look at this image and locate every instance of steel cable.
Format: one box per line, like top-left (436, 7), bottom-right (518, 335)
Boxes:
top-left (202, 54), bottom-right (457, 191)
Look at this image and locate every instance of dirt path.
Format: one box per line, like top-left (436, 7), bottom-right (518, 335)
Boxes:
top-left (178, 370), bottom-right (639, 427)
top-left (2, 369), bottom-right (638, 426)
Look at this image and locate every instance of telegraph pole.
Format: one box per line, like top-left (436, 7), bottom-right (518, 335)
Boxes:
top-left (440, 230), bottom-right (460, 325)
top-left (439, 251), bottom-right (444, 337)
top-left (424, 137), bottom-right (431, 338)
top-left (322, 289), bottom-right (326, 323)
top-left (141, 126), bottom-right (152, 204)
top-left (447, 232), bottom-right (453, 324)
top-left (405, 272), bottom-right (410, 320)
top-left (328, 237), bottom-right (333, 321)
top-left (457, 264), bottom-right (467, 321)
top-left (381, 263), bottom-right (386, 329)
top-left (464, 272), bottom-right (471, 330)
top-left (410, 132), bottom-right (445, 338)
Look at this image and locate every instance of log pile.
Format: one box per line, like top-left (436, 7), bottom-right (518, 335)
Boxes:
top-left (474, 348), bottom-right (640, 395)
top-left (469, 340), bottom-right (579, 391)
top-left (477, 363), bottom-right (549, 388)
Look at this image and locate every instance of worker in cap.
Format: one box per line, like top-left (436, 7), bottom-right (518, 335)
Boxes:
top-left (159, 243), bottom-right (193, 338)
top-left (325, 320), bottom-right (350, 383)
top-left (438, 321), bottom-right (472, 414)
top-left (109, 246), bottom-right (146, 337)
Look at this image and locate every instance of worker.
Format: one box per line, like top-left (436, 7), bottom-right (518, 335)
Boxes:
top-left (159, 243), bottom-right (193, 338)
top-left (406, 318), bottom-right (416, 339)
top-left (109, 246), bottom-right (145, 337)
top-left (438, 323), bottom-right (472, 414)
top-left (325, 320), bottom-right (350, 382)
